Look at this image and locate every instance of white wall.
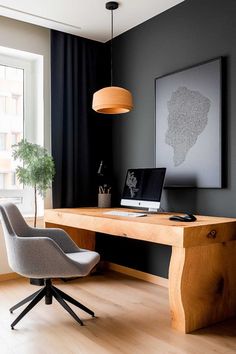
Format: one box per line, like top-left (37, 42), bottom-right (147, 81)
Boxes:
top-left (0, 17), bottom-right (51, 274)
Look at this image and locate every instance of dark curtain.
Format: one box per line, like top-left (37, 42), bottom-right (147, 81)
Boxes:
top-left (51, 30), bottom-right (111, 208)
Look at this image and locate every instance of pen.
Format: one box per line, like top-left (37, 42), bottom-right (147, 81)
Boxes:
top-left (99, 185), bottom-right (111, 194)
top-left (99, 186), bottom-right (105, 193)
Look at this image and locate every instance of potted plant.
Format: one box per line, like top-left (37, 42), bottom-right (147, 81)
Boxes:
top-left (12, 139), bottom-right (55, 227)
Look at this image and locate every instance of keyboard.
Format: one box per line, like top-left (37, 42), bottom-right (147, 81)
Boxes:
top-left (103, 210), bottom-right (147, 217)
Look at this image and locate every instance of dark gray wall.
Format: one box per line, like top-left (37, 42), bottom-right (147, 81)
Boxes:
top-left (100, 0), bottom-right (236, 278)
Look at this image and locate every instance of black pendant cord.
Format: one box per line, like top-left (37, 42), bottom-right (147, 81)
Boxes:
top-left (110, 8), bottom-right (113, 86)
top-left (106, 2), bottom-right (118, 87)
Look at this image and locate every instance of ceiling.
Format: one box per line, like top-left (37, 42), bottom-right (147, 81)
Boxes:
top-left (0, 0), bottom-right (185, 43)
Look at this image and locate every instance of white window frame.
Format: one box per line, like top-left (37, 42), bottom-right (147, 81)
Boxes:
top-left (0, 47), bottom-right (44, 216)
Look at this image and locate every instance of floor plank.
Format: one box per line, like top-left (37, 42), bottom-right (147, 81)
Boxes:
top-left (0, 272), bottom-right (235, 354)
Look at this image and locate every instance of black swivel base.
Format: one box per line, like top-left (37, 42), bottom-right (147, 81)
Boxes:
top-left (10, 279), bottom-right (95, 329)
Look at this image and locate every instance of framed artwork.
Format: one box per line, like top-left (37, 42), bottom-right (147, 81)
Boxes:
top-left (155, 58), bottom-right (222, 188)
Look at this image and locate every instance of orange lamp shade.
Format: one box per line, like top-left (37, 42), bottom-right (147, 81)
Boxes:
top-left (92, 86), bottom-right (133, 114)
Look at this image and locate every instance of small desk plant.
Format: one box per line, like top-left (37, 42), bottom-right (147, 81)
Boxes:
top-left (12, 139), bottom-right (55, 227)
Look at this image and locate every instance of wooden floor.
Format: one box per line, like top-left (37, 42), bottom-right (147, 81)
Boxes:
top-left (0, 272), bottom-right (236, 354)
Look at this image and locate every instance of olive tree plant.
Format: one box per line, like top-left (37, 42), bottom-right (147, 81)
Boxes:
top-left (12, 139), bottom-right (55, 227)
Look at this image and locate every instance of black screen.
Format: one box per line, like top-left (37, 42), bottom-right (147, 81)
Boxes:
top-left (122, 168), bottom-right (166, 201)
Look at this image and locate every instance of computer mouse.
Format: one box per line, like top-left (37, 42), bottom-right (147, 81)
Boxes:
top-left (169, 214), bottom-right (197, 222)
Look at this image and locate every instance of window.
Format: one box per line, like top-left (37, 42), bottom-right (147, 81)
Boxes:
top-left (0, 47), bottom-right (43, 216)
top-left (11, 132), bottom-right (20, 145)
top-left (0, 133), bottom-right (7, 150)
top-left (0, 173), bottom-right (6, 189)
top-left (11, 172), bottom-right (16, 187)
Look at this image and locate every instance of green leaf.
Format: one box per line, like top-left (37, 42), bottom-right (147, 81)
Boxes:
top-left (12, 139), bottom-right (55, 198)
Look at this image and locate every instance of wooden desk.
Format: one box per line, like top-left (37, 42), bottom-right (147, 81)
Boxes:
top-left (44, 207), bottom-right (236, 333)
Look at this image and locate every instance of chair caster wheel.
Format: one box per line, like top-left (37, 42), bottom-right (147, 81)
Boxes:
top-left (11, 326), bottom-right (14, 330)
top-left (10, 310), bottom-right (13, 314)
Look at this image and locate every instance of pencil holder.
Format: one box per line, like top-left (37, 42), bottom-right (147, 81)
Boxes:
top-left (98, 193), bottom-right (111, 208)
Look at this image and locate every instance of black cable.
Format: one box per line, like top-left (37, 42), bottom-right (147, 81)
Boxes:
top-left (110, 8), bottom-right (113, 86)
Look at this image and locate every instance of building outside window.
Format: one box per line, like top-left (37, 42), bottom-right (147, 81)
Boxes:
top-left (0, 64), bottom-right (23, 192)
top-left (0, 173), bottom-right (6, 189)
top-left (0, 47), bottom-right (43, 215)
top-left (0, 133), bottom-right (7, 151)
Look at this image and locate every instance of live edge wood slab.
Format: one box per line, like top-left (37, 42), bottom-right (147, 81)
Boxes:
top-left (44, 207), bottom-right (236, 333)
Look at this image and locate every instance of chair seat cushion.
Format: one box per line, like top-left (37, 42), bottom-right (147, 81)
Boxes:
top-left (66, 250), bottom-right (100, 275)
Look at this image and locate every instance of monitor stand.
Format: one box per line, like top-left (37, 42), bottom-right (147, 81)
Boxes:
top-left (147, 208), bottom-right (158, 213)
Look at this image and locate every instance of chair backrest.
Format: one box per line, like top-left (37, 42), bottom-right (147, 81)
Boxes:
top-left (0, 202), bottom-right (30, 272)
top-left (0, 202), bottom-right (29, 236)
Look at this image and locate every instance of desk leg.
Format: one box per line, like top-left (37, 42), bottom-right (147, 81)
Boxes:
top-left (169, 241), bottom-right (236, 333)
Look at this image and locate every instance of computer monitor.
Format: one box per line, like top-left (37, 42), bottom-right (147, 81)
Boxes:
top-left (121, 168), bottom-right (166, 212)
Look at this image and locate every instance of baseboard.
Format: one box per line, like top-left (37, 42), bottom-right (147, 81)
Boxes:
top-left (105, 262), bottom-right (169, 288)
top-left (0, 272), bottom-right (22, 282)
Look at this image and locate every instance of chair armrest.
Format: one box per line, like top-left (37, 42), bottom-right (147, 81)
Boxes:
top-left (11, 237), bottom-right (84, 278)
top-left (26, 227), bottom-right (80, 253)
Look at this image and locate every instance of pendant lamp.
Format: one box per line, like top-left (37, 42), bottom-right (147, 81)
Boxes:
top-left (92, 1), bottom-right (133, 114)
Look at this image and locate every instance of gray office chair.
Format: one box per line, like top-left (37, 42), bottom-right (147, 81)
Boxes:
top-left (0, 202), bottom-right (100, 329)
